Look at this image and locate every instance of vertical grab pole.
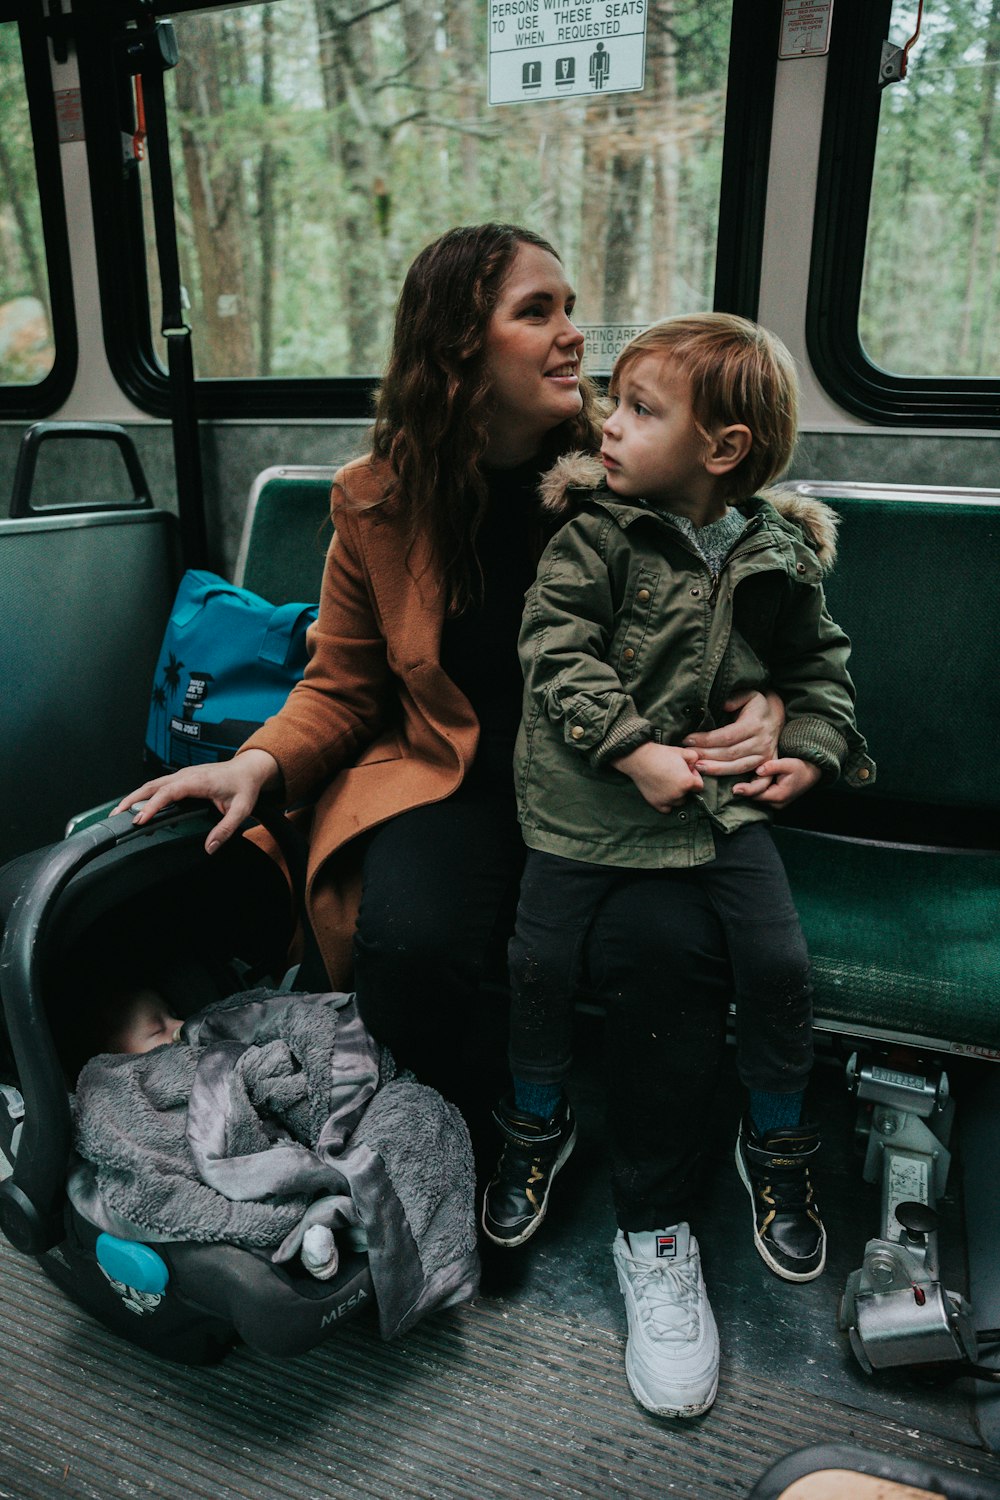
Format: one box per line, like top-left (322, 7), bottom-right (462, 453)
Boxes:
top-left (126, 18), bottom-right (209, 571)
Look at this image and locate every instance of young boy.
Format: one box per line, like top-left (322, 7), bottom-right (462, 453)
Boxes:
top-left (482, 314), bottom-right (874, 1418)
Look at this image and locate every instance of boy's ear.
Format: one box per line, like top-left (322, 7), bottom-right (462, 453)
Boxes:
top-left (703, 423), bottom-right (752, 476)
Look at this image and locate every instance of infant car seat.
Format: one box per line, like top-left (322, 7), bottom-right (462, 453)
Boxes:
top-left (0, 804), bottom-right (373, 1364)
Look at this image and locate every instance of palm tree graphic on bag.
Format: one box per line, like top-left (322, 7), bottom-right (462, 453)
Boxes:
top-left (150, 683), bottom-right (167, 761)
top-left (161, 653), bottom-right (185, 761)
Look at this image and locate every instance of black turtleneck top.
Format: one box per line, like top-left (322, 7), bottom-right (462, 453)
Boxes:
top-left (439, 461), bottom-right (545, 788)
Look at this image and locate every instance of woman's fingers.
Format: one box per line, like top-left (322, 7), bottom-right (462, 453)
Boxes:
top-left (113, 752), bottom-right (278, 850)
top-left (204, 800), bottom-right (249, 853)
top-left (683, 720), bottom-right (745, 750)
top-left (692, 753), bottom-right (767, 776)
top-left (112, 779), bottom-right (173, 815)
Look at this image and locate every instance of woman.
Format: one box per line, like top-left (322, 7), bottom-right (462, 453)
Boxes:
top-left (116, 222), bottom-right (780, 1132)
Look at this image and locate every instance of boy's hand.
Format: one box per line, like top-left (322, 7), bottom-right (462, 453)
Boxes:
top-left (612, 742), bottom-right (704, 813)
top-left (733, 757), bottom-right (822, 806)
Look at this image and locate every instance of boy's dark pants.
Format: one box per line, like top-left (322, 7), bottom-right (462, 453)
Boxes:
top-left (508, 823), bottom-right (814, 1232)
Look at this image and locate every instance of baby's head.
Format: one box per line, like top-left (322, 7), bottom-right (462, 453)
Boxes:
top-left (100, 987), bottom-right (184, 1056)
top-left (606, 313), bottom-right (799, 502)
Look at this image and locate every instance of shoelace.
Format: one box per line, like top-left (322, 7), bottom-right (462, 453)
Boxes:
top-left (760, 1162), bottom-right (815, 1215)
top-left (625, 1253), bottom-right (701, 1342)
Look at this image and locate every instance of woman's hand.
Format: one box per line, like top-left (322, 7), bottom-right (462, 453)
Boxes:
top-left (112, 749), bottom-right (280, 854)
top-left (683, 689), bottom-right (785, 776)
top-left (612, 742), bottom-right (703, 814)
top-left (733, 756), bottom-right (821, 806)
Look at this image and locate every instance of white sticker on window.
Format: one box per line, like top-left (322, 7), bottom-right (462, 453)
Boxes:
top-left (579, 323), bottom-right (644, 374)
top-left (779, 0), bottom-right (834, 60)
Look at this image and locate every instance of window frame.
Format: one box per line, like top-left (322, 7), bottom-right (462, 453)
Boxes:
top-left (807, 0), bottom-right (1000, 428)
top-left (79, 0), bottom-right (778, 419)
top-left (0, 3), bottom-right (78, 418)
top-left (714, 0), bottom-right (781, 318)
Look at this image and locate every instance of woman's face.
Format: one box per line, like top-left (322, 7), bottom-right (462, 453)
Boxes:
top-left (483, 242), bottom-right (585, 463)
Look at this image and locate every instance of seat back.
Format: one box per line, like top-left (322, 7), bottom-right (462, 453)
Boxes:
top-left (0, 509), bottom-right (180, 865)
top-left (786, 483), bottom-right (1000, 810)
top-left (771, 483), bottom-right (1000, 1055)
top-left (234, 466), bottom-right (335, 604)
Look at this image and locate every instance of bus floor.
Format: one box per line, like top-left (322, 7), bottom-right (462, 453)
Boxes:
top-left (0, 1019), bottom-right (999, 1500)
top-left (481, 1013), bottom-right (993, 1443)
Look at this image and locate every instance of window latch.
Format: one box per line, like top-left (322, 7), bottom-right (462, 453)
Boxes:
top-left (878, 40), bottom-right (907, 88)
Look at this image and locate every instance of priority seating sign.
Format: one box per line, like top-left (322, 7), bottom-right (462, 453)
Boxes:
top-left (488, 0), bottom-right (647, 105)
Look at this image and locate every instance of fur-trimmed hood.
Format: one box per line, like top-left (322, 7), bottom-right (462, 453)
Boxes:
top-left (538, 451), bottom-right (840, 569)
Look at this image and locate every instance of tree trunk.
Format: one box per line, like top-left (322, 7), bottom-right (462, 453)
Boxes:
top-left (959, 0), bottom-right (1000, 367)
top-left (0, 133), bottom-right (47, 307)
top-left (649, 0), bottom-right (679, 318)
top-left (578, 101), bottom-right (612, 323)
top-left (172, 12), bottom-right (257, 377)
top-left (314, 0), bottom-right (388, 368)
top-left (603, 88), bottom-right (644, 321)
top-left (447, 0), bottom-right (480, 187)
top-left (258, 4), bottom-right (277, 376)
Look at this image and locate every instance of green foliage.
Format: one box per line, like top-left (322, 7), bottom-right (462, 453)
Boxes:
top-left (5, 0), bottom-right (999, 389)
top-left (0, 21), bottom-right (54, 385)
top-left (154, 0), bottom-right (733, 377)
top-left (860, 0), bottom-right (1000, 376)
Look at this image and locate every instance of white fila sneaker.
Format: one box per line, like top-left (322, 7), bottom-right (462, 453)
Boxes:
top-left (612, 1223), bottom-right (719, 1418)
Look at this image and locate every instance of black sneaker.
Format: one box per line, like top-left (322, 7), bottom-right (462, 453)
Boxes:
top-left (735, 1116), bottom-right (826, 1282)
top-left (481, 1096), bottom-right (577, 1248)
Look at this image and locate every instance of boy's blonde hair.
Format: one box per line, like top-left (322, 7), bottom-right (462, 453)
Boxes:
top-left (610, 313), bottom-right (799, 497)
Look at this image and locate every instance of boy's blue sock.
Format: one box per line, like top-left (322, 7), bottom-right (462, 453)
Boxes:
top-left (512, 1077), bottom-right (563, 1123)
top-left (749, 1089), bottom-right (804, 1137)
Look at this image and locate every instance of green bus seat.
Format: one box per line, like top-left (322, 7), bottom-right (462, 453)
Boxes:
top-left (772, 484), bottom-right (1000, 1058)
top-left (234, 465), bottom-right (334, 604)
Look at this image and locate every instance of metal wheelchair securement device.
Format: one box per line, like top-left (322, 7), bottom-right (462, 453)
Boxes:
top-left (839, 1050), bottom-right (979, 1373)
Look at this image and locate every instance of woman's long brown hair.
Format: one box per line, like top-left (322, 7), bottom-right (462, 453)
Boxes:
top-left (371, 222), bottom-right (604, 613)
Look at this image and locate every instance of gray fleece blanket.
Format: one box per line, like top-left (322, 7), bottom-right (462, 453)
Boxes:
top-left (69, 990), bottom-right (480, 1338)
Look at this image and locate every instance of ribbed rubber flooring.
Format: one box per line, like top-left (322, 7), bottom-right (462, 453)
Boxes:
top-left (1, 1243), bottom-right (999, 1500)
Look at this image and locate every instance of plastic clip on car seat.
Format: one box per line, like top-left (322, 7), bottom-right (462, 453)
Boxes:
top-left (95, 1234), bottom-right (169, 1296)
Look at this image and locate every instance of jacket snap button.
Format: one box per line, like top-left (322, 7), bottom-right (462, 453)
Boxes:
top-left (570, 725), bottom-right (585, 740)
top-left (677, 812), bottom-right (688, 821)
top-left (690, 587), bottom-right (701, 598)
top-left (796, 562), bottom-right (806, 573)
top-left (623, 647), bottom-right (635, 661)
top-left (857, 767), bottom-right (871, 780)
top-left (637, 588), bottom-right (651, 601)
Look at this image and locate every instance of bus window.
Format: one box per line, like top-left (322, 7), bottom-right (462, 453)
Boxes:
top-left (0, 18), bottom-right (54, 386)
top-left (135, 0), bottom-right (735, 387)
top-left (807, 0), bottom-right (1000, 425)
top-left (861, 0), bottom-right (1000, 379)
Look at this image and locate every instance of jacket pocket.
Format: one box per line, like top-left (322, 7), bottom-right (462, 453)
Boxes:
top-left (353, 730), bottom-right (403, 767)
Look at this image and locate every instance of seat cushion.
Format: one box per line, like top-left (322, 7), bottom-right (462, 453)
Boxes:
top-left (775, 827), bottom-right (1000, 1054)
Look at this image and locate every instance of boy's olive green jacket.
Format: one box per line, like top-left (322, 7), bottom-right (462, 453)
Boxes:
top-left (515, 453), bottom-right (875, 868)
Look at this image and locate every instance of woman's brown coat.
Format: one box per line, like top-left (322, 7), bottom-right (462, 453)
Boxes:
top-left (242, 456), bottom-right (480, 987)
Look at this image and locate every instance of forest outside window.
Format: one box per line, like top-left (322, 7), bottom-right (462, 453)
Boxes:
top-left (141, 0), bottom-right (734, 383)
top-left (860, 0), bottom-right (1000, 379)
top-left (0, 19), bottom-right (55, 387)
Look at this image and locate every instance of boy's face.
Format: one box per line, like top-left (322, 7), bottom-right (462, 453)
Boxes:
top-left (601, 353), bottom-right (712, 510)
